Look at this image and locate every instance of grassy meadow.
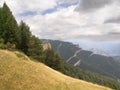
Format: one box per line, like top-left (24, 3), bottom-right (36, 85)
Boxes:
top-left (0, 50), bottom-right (112, 90)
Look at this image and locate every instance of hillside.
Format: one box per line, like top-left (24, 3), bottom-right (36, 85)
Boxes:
top-left (113, 56), bottom-right (120, 62)
top-left (0, 50), bottom-right (112, 90)
top-left (42, 39), bottom-right (120, 79)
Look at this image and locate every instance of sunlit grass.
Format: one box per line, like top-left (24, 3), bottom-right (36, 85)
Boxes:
top-left (0, 50), bottom-right (112, 90)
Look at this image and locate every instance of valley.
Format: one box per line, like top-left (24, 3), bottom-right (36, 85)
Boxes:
top-left (42, 39), bottom-right (120, 79)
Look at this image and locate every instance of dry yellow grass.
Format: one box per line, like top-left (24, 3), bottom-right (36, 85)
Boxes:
top-left (0, 50), bottom-right (113, 90)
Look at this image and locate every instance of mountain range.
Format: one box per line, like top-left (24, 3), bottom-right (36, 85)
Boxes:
top-left (71, 39), bottom-right (120, 56)
top-left (42, 39), bottom-right (120, 79)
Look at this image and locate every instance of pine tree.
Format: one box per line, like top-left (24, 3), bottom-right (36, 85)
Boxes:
top-left (0, 7), bottom-right (3, 38)
top-left (45, 49), bottom-right (64, 72)
top-left (27, 35), bottom-right (44, 62)
top-left (0, 3), bottom-right (20, 46)
top-left (19, 21), bottom-right (31, 54)
top-left (45, 49), bottom-right (55, 67)
top-left (54, 53), bottom-right (64, 72)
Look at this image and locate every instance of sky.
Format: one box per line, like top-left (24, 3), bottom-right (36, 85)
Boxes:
top-left (0, 0), bottom-right (120, 41)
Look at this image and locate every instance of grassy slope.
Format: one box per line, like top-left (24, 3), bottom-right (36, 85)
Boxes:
top-left (0, 50), bottom-right (112, 90)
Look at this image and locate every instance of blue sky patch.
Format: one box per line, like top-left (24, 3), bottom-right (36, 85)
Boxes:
top-left (41, 8), bottom-right (57, 15)
top-left (58, 1), bottom-right (78, 8)
top-left (17, 2), bottom-right (79, 16)
top-left (18, 11), bottom-right (37, 16)
top-left (41, 1), bottom-right (78, 15)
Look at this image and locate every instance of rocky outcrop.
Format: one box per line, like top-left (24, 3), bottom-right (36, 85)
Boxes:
top-left (42, 42), bottom-right (51, 50)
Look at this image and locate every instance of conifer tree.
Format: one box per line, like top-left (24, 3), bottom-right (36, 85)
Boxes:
top-left (0, 7), bottom-right (3, 38)
top-left (27, 35), bottom-right (44, 62)
top-left (0, 3), bottom-right (20, 46)
top-left (45, 49), bottom-right (55, 67)
top-left (19, 21), bottom-right (31, 54)
top-left (45, 49), bottom-right (64, 71)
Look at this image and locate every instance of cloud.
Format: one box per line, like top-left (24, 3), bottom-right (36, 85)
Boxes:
top-left (105, 17), bottom-right (120, 23)
top-left (0, 0), bottom-right (78, 15)
top-left (104, 1), bottom-right (120, 24)
top-left (0, 0), bottom-right (57, 15)
top-left (75, 0), bottom-right (113, 12)
top-left (0, 0), bottom-right (120, 41)
top-left (16, 1), bottom-right (120, 40)
top-left (57, 0), bottom-right (79, 4)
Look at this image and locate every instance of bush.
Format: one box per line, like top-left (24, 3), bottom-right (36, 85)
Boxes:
top-left (6, 42), bottom-right (16, 50)
top-left (0, 38), bottom-right (6, 49)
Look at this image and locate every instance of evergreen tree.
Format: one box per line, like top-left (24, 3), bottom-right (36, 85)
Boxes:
top-left (19, 21), bottom-right (31, 53)
top-left (45, 49), bottom-right (55, 67)
top-left (27, 35), bottom-right (44, 62)
top-left (0, 7), bottom-right (3, 38)
top-left (45, 49), bottom-right (64, 72)
top-left (0, 3), bottom-right (20, 47)
top-left (54, 53), bottom-right (64, 72)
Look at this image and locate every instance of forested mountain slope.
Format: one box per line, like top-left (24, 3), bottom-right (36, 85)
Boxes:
top-left (42, 39), bottom-right (120, 79)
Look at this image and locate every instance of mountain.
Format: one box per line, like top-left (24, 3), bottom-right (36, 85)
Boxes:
top-left (89, 48), bottom-right (111, 56)
top-left (42, 39), bottom-right (120, 79)
top-left (74, 39), bottom-right (120, 56)
top-left (112, 56), bottom-right (120, 62)
top-left (0, 50), bottom-right (112, 90)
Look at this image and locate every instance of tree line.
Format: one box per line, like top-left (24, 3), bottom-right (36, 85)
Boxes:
top-left (0, 2), bottom-right (64, 72)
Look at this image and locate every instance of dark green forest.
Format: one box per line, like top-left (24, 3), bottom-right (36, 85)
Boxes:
top-left (0, 3), bottom-right (120, 90)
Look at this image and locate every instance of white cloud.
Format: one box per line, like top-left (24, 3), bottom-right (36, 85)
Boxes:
top-left (0, 0), bottom-right (120, 40)
top-left (57, 0), bottom-right (78, 4)
top-left (21, 4), bottom-right (120, 40)
top-left (76, 0), bottom-right (113, 12)
top-left (0, 0), bottom-right (57, 14)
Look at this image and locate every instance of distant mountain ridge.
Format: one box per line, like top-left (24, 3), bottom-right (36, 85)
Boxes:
top-left (89, 48), bottom-right (111, 56)
top-left (113, 56), bottom-right (120, 62)
top-left (42, 39), bottom-right (120, 79)
top-left (77, 40), bottom-right (120, 56)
